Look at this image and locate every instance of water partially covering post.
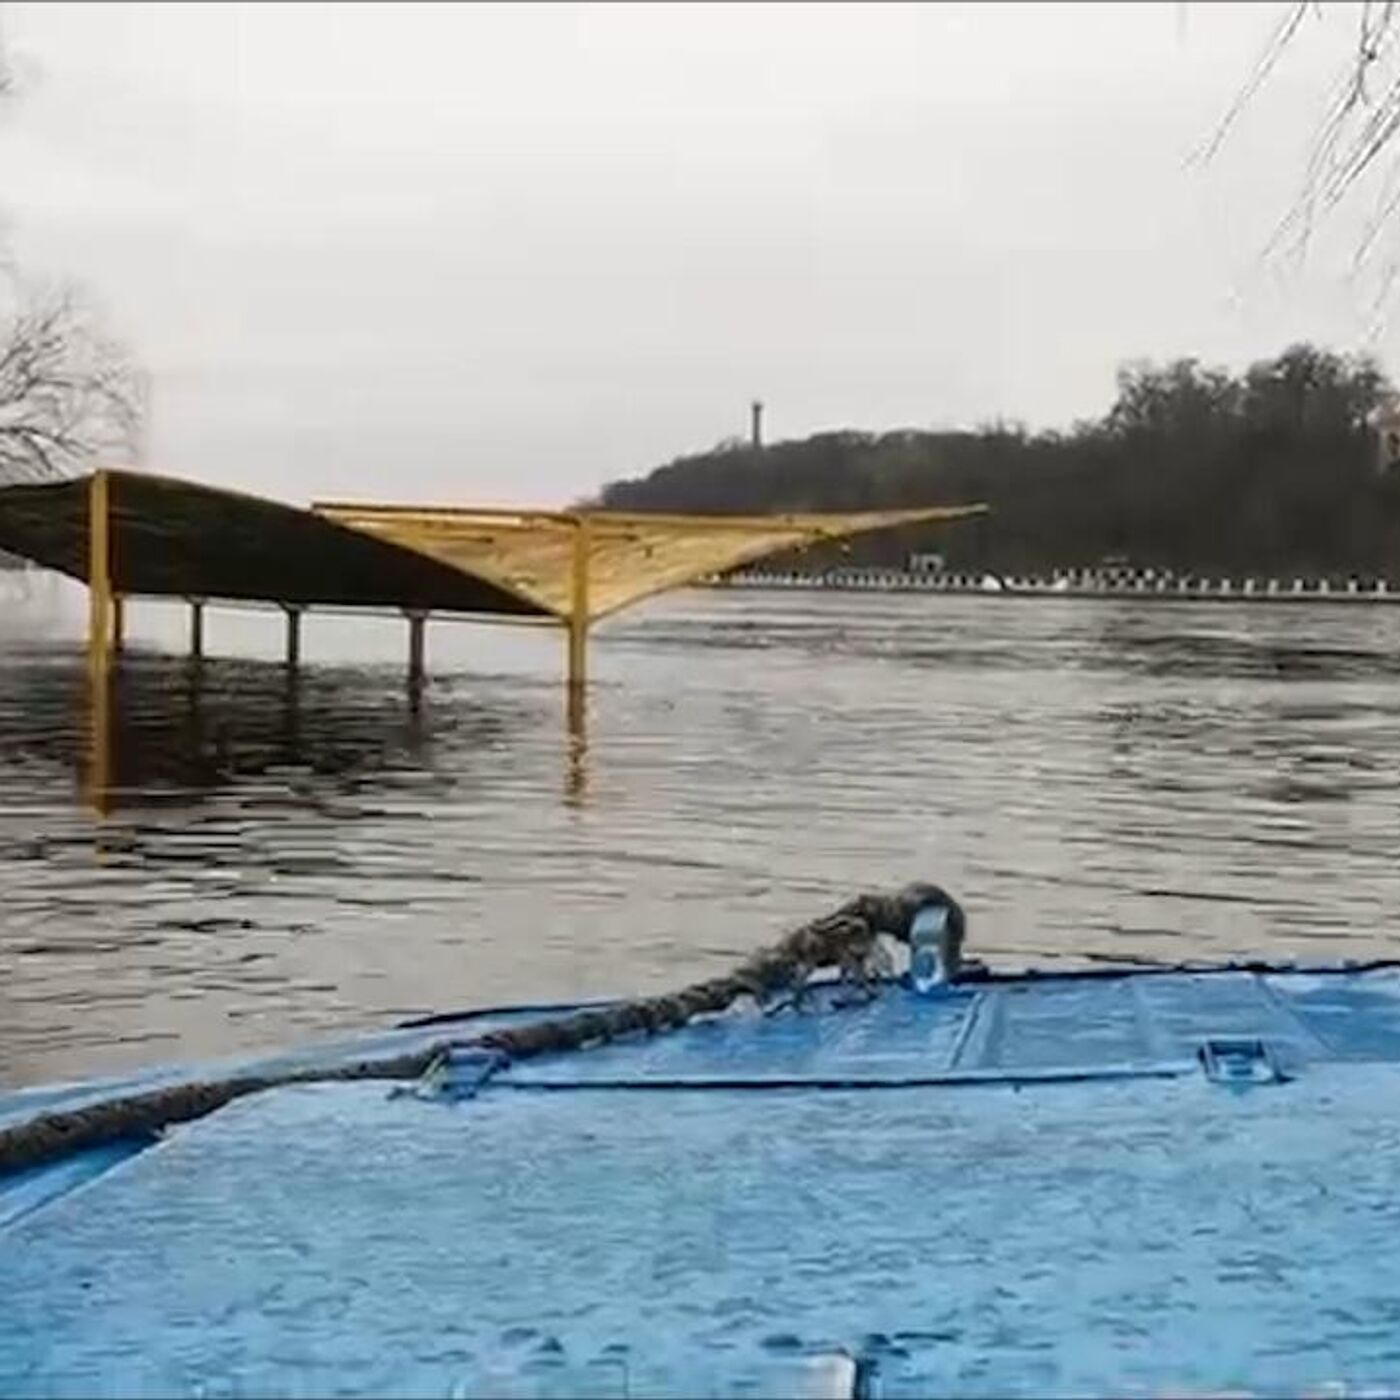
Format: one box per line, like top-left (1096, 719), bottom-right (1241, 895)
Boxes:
top-left (567, 515), bottom-right (590, 695)
top-left (406, 610), bottom-right (427, 687)
top-left (283, 604), bottom-right (303, 670)
top-left (189, 600), bottom-right (204, 659)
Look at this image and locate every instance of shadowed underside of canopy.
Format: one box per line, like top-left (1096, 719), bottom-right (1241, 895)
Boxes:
top-left (312, 501), bottom-right (988, 621)
top-left (0, 471), bottom-right (549, 617)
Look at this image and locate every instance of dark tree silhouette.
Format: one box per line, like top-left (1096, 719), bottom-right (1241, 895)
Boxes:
top-left (599, 344), bottom-right (1400, 579)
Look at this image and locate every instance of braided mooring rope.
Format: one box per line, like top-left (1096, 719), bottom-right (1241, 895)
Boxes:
top-left (0, 883), bottom-right (964, 1178)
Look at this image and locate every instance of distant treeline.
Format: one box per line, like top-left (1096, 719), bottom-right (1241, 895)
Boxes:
top-left (597, 344), bottom-right (1400, 578)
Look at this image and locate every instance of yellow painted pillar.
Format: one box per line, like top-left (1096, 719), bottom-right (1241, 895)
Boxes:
top-left (86, 470), bottom-right (114, 817)
top-left (567, 515), bottom-right (591, 693)
top-left (87, 469), bottom-right (112, 671)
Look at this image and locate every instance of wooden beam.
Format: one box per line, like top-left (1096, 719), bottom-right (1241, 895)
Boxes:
top-left (314, 500), bottom-right (988, 533)
top-left (87, 469), bottom-right (112, 671)
top-left (85, 470), bottom-right (114, 816)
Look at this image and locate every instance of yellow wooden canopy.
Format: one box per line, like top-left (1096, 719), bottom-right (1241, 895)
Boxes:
top-left (313, 501), bottom-right (987, 622)
top-left (0, 469), bottom-right (987, 695)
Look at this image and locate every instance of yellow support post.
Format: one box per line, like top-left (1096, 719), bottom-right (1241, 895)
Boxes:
top-left (567, 515), bottom-right (590, 694)
top-left (86, 470), bottom-right (114, 818)
top-left (87, 470), bottom-right (112, 671)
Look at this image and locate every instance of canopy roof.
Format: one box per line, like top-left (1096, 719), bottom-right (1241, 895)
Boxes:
top-left (0, 472), bottom-right (548, 616)
top-left (0, 469), bottom-right (985, 623)
top-left (314, 501), bottom-right (987, 621)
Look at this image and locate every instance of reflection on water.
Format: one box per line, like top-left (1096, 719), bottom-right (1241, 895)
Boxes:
top-left (4, 586), bottom-right (1400, 1088)
top-left (75, 648), bottom-right (594, 824)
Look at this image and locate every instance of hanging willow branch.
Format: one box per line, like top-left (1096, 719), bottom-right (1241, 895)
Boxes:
top-left (1205, 1), bottom-right (1400, 276)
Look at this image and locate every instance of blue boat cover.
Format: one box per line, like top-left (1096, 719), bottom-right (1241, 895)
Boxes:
top-left (4, 967), bottom-right (1400, 1397)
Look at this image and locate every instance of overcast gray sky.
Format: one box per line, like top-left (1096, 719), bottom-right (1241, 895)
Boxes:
top-left (0, 2), bottom-right (1383, 506)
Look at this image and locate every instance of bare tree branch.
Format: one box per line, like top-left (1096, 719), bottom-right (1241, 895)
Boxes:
top-left (1213, 2), bottom-right (1400, 273)
top-left (1192, 0), bottom-right (1312, 168)
top-left (0, 280), bottom-right (142, 485)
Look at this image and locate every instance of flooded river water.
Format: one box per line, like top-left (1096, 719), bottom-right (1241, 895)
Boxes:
top-left (3, 577), bottom-right (1399, 1088)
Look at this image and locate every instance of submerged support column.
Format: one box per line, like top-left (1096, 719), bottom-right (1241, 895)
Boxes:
top-left (87, 652), bottom-right (113, 818)
top-left (566, 611), bottom-right (588, 693)
top-left (87, 469), bottom-right (113, 671)
top-left (567, 515), bottom-right (591, 695)
top-left (189, 600), bottom-right (205, 659)
top-left (283, 604), bottom-right (303, 670)
top-left (406, 610), bottom-right (427, 687)
top-left (111, 596), bottom-right (125, 654)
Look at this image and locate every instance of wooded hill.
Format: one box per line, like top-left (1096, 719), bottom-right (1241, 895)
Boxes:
top-left (597, 345), bottom-right (1400, 578)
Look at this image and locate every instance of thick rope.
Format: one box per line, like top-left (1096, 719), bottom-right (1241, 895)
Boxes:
top-left (0, 883), bottom-right (964, 1178)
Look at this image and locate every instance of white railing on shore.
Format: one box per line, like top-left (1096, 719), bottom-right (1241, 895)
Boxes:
top-left (701, 568), bottom-right (1399, 603)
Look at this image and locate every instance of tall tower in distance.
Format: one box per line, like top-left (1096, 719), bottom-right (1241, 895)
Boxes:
top-left (750, 400), bottom-right (764, 450)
